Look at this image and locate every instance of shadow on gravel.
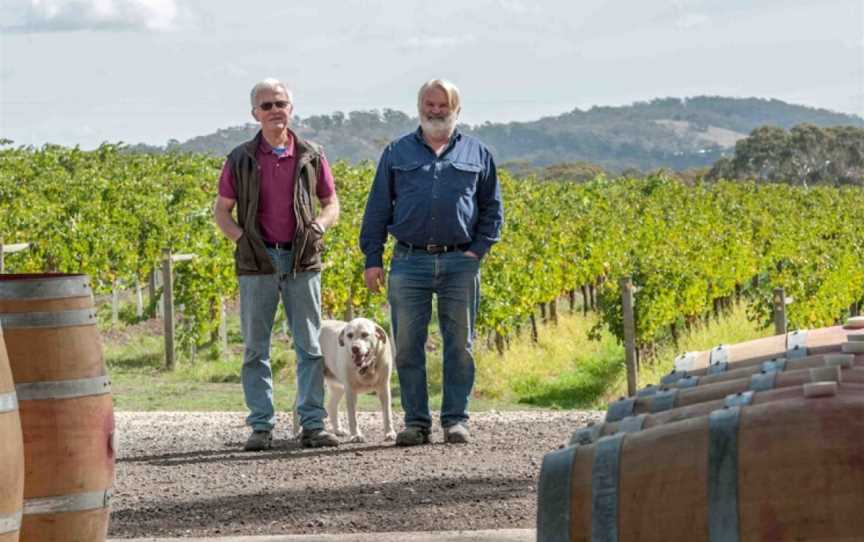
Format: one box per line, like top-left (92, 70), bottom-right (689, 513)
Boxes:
top-left (110, 474), bottom-right (534, 533)
top-left (119, 441), bottom-right (407, 466)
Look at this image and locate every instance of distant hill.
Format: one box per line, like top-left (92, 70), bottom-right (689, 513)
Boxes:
top-left (128, 97), bottom-right (864, 172)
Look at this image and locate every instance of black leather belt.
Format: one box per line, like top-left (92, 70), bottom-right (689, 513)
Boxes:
top-left (397, 241), bottom-right (470, 254)
top-left (264, 240), bottom-right (293, 250)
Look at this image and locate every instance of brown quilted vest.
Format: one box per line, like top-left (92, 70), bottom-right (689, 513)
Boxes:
top-left (226, 130), bottom-right (325, 276)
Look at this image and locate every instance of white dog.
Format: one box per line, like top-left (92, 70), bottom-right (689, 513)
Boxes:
top-left (295, 318), bottom-right (396, 442)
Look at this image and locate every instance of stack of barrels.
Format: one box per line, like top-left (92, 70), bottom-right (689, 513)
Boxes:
top-left (0, 274), bottom-right (114, 542)
top-left (538, 324), bottom-right (864, 541)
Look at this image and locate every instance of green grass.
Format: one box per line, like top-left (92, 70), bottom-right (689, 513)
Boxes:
top-left (637, 304), bottom-right (769, 389)
top-left (104, 299), bottom-right (769, 412)
top-left (473, 312), bottom-right (625, 409)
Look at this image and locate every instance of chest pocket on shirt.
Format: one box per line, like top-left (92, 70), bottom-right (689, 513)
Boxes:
top-left (392, 161), bottom-right (428, 195)
top-left (448, 161), bottom-right (482, 195)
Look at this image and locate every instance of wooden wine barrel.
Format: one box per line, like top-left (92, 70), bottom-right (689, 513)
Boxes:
top-left (605, 364), bottom-right (862, 422)
top-left (572, 381), bottom-right (864, 446)
top-left (0, 274), bottom-right (114, 542)
top-left (539, 388), bottom-right (864, 541)
top-left (645, 352), bottom-right (857, 392)
top-left (662, 326), bottom-right (856, 384)
top-left (0, 325), bottom-right (24, 542)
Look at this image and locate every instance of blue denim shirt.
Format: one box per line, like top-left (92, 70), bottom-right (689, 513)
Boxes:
top-left (360, 127), bottom-right (504, 268)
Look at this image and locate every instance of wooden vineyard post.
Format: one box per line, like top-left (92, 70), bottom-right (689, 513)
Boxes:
top-left (219, 296), bottom-right (229, 355)
top-left (135, 279), bottom-right (144, 318)
top-left (111, 278), bottom-right (120, 326)
top-left (620, 276), bottom-right (638, 396)
top-left (773, 287), bottom-right (787, 335)
top-left (162, 249), bottom-right (175, 370)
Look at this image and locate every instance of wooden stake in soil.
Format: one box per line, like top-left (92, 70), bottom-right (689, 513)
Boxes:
top-left (219, 296), bottom-right (228, 355)
top-left (111, 278), bottom-right (120, 326)
top-left (581, 284), bottom-right (589, 315)
top-left (530, 313), bottom-right (539, 343)
top-left (495, 331), bottom-right (506, 355)
top-left (136, 279), bottom-right (144, 318)
top-left (162, 248), bottom-right (175, 370)
top-left (773, 287), bottom-right (787, 335)
top-left (620, 276), bottom-right (637, 396)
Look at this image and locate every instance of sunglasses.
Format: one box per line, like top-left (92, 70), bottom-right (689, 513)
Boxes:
top-left (257, 101), bottom-right (290, 111)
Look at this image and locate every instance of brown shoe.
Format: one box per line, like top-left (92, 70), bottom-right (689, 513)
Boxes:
top-left (244, 430), bottom-right (272, 451)
top-left (301, 428), bottom-right (340, 448)
top-left (395, 426), bottom-right (431, 446)
top-left (443, 423), bottom-right (470, 444)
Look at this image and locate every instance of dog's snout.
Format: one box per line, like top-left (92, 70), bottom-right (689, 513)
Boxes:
top-left (351, 346), bottom-right (361, 354)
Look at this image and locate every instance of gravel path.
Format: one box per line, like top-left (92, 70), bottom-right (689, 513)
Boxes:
top-left (110, 410), bottom-right (603, 538)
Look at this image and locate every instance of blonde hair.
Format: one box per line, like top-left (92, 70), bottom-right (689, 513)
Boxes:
top-left (417, 79), bottom-right (461, 113)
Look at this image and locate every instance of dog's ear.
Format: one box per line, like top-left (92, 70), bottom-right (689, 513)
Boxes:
top-left (338, 326), bottom-right (347, 347)
top-left (375, 325), bottom-right (388, 345)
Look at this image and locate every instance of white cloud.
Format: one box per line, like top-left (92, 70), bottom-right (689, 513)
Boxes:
top-left (205, 63), bottom-right (249, 80)
top-left (403, 34), bottom-right (476, 50)
top-left (1, 0), bottom-right (180, 33)
top-left (490, 0), bottom-right (534, 14)
top-left (675, 13), bottom-right (709, 29)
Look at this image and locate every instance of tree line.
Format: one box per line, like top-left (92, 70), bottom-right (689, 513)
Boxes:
top-left (123, 96), bottom-right (863, 173)
top-left (707, 124), bottom-right (864, 186)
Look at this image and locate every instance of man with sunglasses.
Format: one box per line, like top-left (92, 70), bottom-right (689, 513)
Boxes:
top-left (214, 78), bottom-right (341, 451)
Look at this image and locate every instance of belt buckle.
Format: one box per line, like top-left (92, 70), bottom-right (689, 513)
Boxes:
top-left (426, 244), bottom-right (446, 254)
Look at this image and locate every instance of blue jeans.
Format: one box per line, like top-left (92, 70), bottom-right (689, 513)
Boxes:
top-left (238, 247), bottom-right (326, 432)
top-left (387, 245), bottom-right (480, 429)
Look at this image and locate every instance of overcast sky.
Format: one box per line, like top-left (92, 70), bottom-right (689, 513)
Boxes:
top-left (1, 0), bottom-right (862, 149)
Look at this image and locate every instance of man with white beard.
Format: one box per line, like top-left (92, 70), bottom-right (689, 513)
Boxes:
top-left (359, 79), bottom-right (504, 446)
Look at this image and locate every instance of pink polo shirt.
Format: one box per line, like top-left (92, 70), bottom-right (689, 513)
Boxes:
top-left (218, 135), bottom-right (336, 243)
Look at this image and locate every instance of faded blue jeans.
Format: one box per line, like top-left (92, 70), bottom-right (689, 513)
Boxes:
top-left (387, 244), bottom-right (480, 430)
top-left (238, 247), bottom-right (326, 432)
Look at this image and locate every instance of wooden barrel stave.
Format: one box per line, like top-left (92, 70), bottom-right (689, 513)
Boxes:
top-left (0, 274), bottom-right (113, 542)
top-left (666, 352), bottom-right (858, 389)
top-left (651, 365), bottom-right (845, 413)
top-left (20, 509), bottom-right (110, 542)
top-left (544, 394), bottom-right (864, 541)
top-left (593, 382), bottom-right (864, 443)
top-left (804, 325), bottom-right (861, 353)
top-left (0, 327), bottom-right (24, 542)
top-left (666, 325), bottom-right (856, 381)
top-left (20, 395), bottom-right (115, 497)
top-left (4, 325), bottom-right (103, 383)
top-left (607, 365), bottom-right (857, 421)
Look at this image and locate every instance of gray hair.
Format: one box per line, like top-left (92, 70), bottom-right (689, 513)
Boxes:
top-left (417, 79), bottom-right (461, 113)
top-left (249, 78), bottom-right (294, 108)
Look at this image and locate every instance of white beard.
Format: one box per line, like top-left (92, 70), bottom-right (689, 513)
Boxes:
top-left (420, 112), bottom-right (458, 140)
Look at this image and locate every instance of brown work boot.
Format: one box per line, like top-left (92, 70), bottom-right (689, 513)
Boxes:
top-left (443, 423), bottom-right (470, 444)
top-left (395, 426), bottom-right (431, 446)
top-left (300, 428), bottom-right (340, 448)
top-left (244, 429), bottom-right (273, 451)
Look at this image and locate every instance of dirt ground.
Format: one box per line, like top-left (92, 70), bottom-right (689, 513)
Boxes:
top-left (109, 409), bottom-right (603, 538)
